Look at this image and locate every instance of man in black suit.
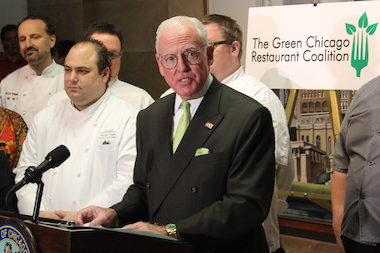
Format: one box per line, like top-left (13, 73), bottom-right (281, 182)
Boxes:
top-left (75, 16), bottom-right (275, 253)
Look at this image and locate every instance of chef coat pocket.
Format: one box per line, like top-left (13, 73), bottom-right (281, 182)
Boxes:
top-left (95, 145), bottom-right (118, 177)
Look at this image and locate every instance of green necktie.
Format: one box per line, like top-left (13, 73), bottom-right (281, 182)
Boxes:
top-left (173, 100), bottom-right (191, 153)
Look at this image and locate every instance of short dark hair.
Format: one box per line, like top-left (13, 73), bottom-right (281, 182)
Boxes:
top-left (74, 39), bottom-right (111, 76)
top-left (84, 21), bottom-right (123, 47)
top-left (20, 15), bottom-right (56, 36)
top-left (201, 14), bottom-right (243, 59)
top-left (1, 24), bottom-right (17, 42)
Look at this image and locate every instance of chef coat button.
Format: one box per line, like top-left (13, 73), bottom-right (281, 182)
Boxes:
top-left (191, 187), bottom-right (198, 193)
top-left (146, 183), bottom-right (151, 188)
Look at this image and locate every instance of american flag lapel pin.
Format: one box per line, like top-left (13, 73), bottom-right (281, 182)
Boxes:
top-left (205, 122), bottom-right (214, 129)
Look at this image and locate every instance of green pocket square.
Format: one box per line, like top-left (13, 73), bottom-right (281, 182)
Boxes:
top-left (195, 147), bottom-right (211, 156)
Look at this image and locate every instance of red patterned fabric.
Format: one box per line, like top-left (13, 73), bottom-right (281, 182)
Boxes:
top-left (0, 108), bottom-right (28, 169)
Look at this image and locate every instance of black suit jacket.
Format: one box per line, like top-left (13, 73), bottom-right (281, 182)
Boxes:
top-left (113, 78), bottom-right (275, 252)
top-left (0, 150), bottom-right (17, 211)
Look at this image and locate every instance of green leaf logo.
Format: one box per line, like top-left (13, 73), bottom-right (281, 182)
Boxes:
top-left (367, 23), bottom-right (379, 35)
top-left (346, 12), bottom-right (377, 77)
top-left (346, 23), bottom-right (356, 35)
top-left (358, 12), bottom-right (368, 28)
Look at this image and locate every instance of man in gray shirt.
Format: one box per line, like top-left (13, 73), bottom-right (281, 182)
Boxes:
top-left (332, 75), bottom-right (380, 253)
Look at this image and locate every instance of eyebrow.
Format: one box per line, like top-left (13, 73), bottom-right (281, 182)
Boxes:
top-left (64, 65), bottom-right (91, 71)
top-left (184, 45), bottom-right (198, 50)
top-left (24, 33), bottom-right (42, 37)
top-left (162, 45), bottom-right (200, 55)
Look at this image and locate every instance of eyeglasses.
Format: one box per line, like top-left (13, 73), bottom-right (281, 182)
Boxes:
top-left (107, 51), bottom-right (122, 60)
top-left (159, 47), bottom-right (205, 69)
top-left (209, 40), bottom-right (234, 47)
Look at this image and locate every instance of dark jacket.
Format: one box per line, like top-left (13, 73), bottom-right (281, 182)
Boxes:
top-left (113, 78), bottom-right (275, 252)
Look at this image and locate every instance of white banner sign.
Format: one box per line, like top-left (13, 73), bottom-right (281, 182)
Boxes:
top-left (245, 1), bottom-right (380, 90)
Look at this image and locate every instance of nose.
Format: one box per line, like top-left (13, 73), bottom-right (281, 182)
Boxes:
top-left (24, 37), bottom-right (33, 48)
top-left (177, 55), bottom-right (190, 72)
top-left (65, 71), bottom-right (78, 84)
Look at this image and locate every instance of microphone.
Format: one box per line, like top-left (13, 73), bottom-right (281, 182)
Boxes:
top-left (12, 145), bottom-right (70, 191)
top-left (32, 145), bottom-right (70, 174)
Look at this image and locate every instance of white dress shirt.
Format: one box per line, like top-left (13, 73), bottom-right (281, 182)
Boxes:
top-left (172, 74), bottom-right (212, 138)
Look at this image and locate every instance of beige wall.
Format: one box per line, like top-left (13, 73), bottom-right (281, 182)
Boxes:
top-left (27, 0), bottom-right (206, 99)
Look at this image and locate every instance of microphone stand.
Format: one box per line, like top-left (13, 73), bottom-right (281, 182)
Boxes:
top-left (22, 166), bottom-right (45, 223)
top-left (6, 145), bottom-right (70, 222)
top-left (32, 181), bottom-right (44, 223)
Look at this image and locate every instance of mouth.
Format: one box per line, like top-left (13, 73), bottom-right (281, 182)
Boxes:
top-left (25, 48), bottom-right (37, 54)
top-left (67, 86), bottom-right (80, 91)
top-left (25, 50), bottom-right (36, 56)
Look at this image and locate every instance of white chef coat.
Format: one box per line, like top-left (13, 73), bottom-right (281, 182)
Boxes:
top-left (14, 89), bottom-right (138, 215)
top-left (108, 78), bottom-right (154, 110)
top-left (0, 61), bottom-right (64, 127)
top-left (222, 66), bottom-right (289, 166)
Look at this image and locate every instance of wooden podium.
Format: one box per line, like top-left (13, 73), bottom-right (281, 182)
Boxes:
top-left (0, 211), bottom-right (192, 253)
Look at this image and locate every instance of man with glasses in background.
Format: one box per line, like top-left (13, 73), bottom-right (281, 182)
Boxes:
top-left (49, 22), bottom-right (154, 110)
top-left (75, 15), bottom-right (275, 253)
top-left (201, 14), bottom-right (292, 253)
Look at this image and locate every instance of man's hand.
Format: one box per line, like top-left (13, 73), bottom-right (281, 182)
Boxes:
top-left (75, 205), bottom-right (118, 227)
top-left (54, 211), bottom-right (77, 221)
top-left (39, 211), bottom-right (61, 220)
top-left (332, 220), bottom-right (345, 253)
top-left (123, 221), bottom-right (167, 236)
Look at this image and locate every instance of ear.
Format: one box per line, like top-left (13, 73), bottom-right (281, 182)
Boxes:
top-left (49, 34), bottom-right (57, 49)
top-left (231, 41), bottom-right (240, 57)
top-left (206, 45), bottom-right (213, 66)
top-left (155, 53), bottom-right (165, 77)
top-left (102, 67), bottom-right (111, 83)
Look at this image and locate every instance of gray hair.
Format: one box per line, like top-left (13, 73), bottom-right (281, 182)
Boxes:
top-left (155, 16), bottom-right (207, 53)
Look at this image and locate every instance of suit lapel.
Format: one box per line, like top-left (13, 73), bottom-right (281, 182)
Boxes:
top-left (152, 95), bottom-right (175, 177)
top-left (151, 79), bottom-right (225, 215)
